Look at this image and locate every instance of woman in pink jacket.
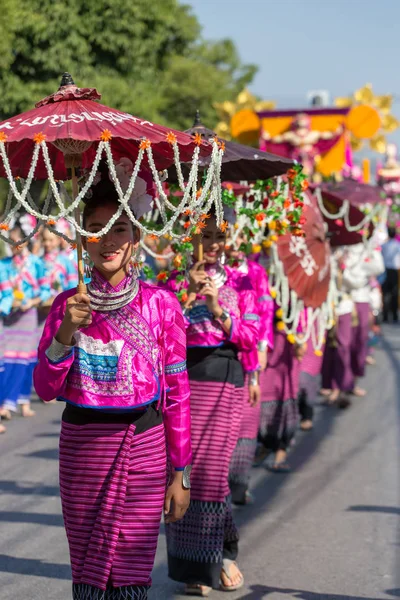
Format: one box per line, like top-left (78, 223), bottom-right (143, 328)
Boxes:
top-left (34, 171), bottom-right (192, 600)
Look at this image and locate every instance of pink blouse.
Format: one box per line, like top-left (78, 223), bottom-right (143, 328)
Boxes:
top-left (166, 265), bottom-right (260, 372)
top-left (34, 275), bottom-right (192, 469)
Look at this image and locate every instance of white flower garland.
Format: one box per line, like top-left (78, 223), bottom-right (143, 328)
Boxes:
top-left (315, 187), bottom-right (382, 233)
top-left (0, 136), bottom-right (224, 247)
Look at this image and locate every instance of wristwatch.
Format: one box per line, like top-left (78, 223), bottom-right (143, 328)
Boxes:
top-left (215, 310), bottom-right (230, 325)
top-left (182, 465), bottom-right (192, 490)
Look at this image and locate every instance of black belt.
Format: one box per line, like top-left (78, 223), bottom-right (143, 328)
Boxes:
top-left (62, 402), bottom-right (162, 435)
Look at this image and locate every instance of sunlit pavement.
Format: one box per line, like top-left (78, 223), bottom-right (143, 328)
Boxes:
top-left (0, 325), bottom-right (399, 600)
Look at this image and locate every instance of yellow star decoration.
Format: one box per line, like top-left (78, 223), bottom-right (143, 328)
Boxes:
top-left (213, 88), bottom-right (276, 141)
top-left (335, 83), bottom-right (400, 154)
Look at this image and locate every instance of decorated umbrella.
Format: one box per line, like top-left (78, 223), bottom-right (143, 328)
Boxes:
top-left (168, 111), bottom-right (293, 182)
top-left (314, 186), bottom-right (374, 246)
top-left (267, 188), bottom-right (336, 347)
top-left (317, 180), bottom-right (383, 207)
top-left (275, 190), bottom-right (331, 310)
top-left (0, 74), bottom-right (222, 290)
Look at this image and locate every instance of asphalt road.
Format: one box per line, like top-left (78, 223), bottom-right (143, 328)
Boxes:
top-left (0, 325), bottom-right (399, 600)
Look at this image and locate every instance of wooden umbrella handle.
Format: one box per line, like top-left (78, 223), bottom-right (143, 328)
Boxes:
top-left (71, 167), bottom-right (87, 294)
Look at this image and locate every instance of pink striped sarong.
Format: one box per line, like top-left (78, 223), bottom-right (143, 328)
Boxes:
top-left (229, 375), bottom-right (261, 504)
top-left (59, 419), bottom-right (166, 595)
top-left (167, 346), bottom-right (243, 589)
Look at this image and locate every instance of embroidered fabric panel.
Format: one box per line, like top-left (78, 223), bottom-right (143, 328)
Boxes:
top-left (69, 332), bottom-right (134, 396)
top-left (165, 360), bottom-right (187, 375)
top-left (74, 347), bottom-right (119, 382)
top-left (72, 584), bottom-right (148, 600)
top-left (243, 313), bottom-right (260, 321)
top-left (166, 497), bottom-right (238, 564)
top-left (218, 287), bottom-right (241, 319)
top-left (107, 304), bottom-right (160, 373)
top-left (258, 294), bottom-right (272, 302)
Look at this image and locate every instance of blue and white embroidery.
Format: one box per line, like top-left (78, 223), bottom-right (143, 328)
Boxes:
top-left (243, 313), bottom-right (260, 321)
top-left (165, 360), bottom-right (187, 375)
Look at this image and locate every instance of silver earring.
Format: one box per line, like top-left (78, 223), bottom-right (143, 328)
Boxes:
top-left (130, 246), bottom-right (142, 278)
top-left (83, 251), bottom-right (93, 279)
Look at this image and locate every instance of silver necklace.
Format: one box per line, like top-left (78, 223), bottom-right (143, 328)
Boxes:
top-left (88, 277), bottom-right (139, 312)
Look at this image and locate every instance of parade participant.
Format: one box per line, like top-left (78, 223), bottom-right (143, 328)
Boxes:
top-left (343, 242), bottom-right (384, 396)
top-left (298, 322), bottom-right (325, 431)
top-left (381, 226), bottom-right (400, 323)
top-left (1, 226), bottom-right (50, 418)
top-left (34, 169), bottom-right (192, 600)
top-left (41, 227), bottom-right (78, 308)
top-left (165, 213), bottom-right (259, 596)
top-left (0, 259), bottom-right (14, 432)
top-left (255, 312), bottom-right (304, 472)
top-left (321, 249), bottom-right (355, 408)
top-left (225, 240), bottom-right (274, 505)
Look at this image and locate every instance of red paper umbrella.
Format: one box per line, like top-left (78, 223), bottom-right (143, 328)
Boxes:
top-left (276, 190), bottom-right (331, 309)
top-left (0, 73), bottom-right (211, 179)
top-left (317, 188), bottom-right (374, 246)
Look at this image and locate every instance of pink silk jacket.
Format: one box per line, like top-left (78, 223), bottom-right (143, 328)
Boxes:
top-left (166, 265), bottom-right (260, 371)
top-left (34, 276), bottom-right (192, 469)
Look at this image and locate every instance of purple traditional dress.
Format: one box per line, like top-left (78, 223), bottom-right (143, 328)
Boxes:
top-left (0, 261), bottom-right (14, 408)
top-left (258, 307), bottom-right (301, 457)
top-left (298, 320), bottom-right (325, 424)
top-left (2, 251), bottom-right (50, 412)
top-left (165, 261), bottom-right (259, 589)
top-left (34, 270), bottom-right (192, 600)
top-left (228, 258), bottom-right (274, 503)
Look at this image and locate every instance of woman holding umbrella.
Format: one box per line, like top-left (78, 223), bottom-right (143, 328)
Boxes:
top-left (165, 211), bottom-right (260, 596)
top-left (34, 167), bottom-right (192, 600)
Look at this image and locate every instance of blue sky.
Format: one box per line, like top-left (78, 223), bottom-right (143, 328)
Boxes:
top-left (187, 0), bottom-right (400, 148)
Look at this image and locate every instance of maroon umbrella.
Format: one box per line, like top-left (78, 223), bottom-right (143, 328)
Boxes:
top-left (168, 111), bottom-right (293, 183)
top-left (0, 74), bottom-right (212, 180)
top-left (317, 187), bottom-right (374, 246)
top-left (316, 180), bottom-right (383, 207)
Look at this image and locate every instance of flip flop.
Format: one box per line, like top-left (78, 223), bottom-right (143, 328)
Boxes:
top-left (220, 559), bottom-right (244, 592)
top-left (267, 462), bottom-right (291, 473)
top-left (185, 584), bottom-right (212, 597)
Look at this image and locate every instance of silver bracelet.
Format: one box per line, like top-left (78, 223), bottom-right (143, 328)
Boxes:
top-left (258, 340), bottom-right (268, 352)
top-left (45, 337), bottom-right (75, 363)
top-left (250, 372), bottom-right (258, 387)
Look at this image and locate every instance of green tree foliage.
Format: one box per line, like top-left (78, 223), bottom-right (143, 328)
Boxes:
top-left (0, 0), bottom-right (256, 130)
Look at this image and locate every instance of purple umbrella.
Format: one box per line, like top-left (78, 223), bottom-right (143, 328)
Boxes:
top-left (317, 180), bottom-right (383, 207)
top-left (168, 111), bottom-right (293, 182)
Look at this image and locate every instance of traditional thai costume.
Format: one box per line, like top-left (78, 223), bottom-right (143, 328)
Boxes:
top-left (34, 270), bottom-right (192, 600)
top-left (165, 261), bottom-right (259, 589)
top-left (343, 244), bottom-right (384, 381)
top-left (0, 261), bottom-right (14, 407)
top-left (227, 258), bottom-right (274, 504)
top-left (298, 322), bottom-right (325, 425)
top-left (2, 252), bottom-right (50, 412)
top-left (258, 310), bottom-right (301, 458)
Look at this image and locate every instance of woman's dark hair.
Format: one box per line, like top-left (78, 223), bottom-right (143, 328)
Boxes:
top-left (388, 226), bottom-right (397, 239)
top-left (82, 160), bottom-right (121, 229)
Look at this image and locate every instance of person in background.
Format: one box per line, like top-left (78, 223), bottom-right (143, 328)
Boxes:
top-left (342, 242), bottom-right (384, 396)
top-left (381, 226), bottom-right (400, 323)
top-left (1, 225), bottom-right (51, 418)
top-left (0, 259), bottom-right (14, 432)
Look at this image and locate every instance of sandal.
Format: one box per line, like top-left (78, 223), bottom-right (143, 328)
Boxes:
top-left (351, 387), bottom-right (366, 397)
top-left (267, 462), bottom-right (291, 473)
top-left (300, 419), bottom-right (313, 431)
top-left (220, 559), bottom-right (244, 592)
top-left (21, 405), bottom-right (36, 417)
top-left (0, 409), bottom-right (12, 420)
top-left (185, 584), bottom-right (212, 597)
top-left (0, 423), bottom-right (6, 434)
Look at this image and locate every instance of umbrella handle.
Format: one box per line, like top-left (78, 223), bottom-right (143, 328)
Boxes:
top-left (71, 167), bottom-right (87, 294)
top-left (198, 241), bottom-right (204, 262)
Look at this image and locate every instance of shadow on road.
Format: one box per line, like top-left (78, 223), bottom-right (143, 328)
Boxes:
top-left (347, 505), bottom-right (400, 515)
top-left (0, 480), bottom-right (59, 496)
top-left (236, 585), bottom-right (390, 599)
top-left (0, 511), bottom-right (63, 526)
top-left (0, 554), bottom-right (70, 580)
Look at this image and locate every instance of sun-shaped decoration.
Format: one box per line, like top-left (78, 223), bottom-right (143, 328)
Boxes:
top-left (214, 88), bottom-right (276, 143)
top-left (335, 84), bottom-right (400, 153)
